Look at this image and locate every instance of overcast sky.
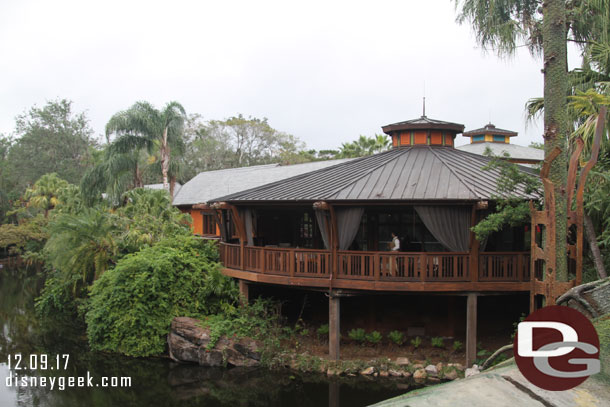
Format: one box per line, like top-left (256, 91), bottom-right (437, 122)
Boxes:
top-left (0, 0), bottom-right (582, 150)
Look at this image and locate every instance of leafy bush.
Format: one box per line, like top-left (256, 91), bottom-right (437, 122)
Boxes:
top-left (388, 330), bottom-right (405, 345)
top-left (85, 235), bottom-right (238, 357)
top-left (366, 331), bottom-right (383, 345)
top-left (200, 298), bottom-right (283, 351)
top-left (431, 337), bottom-right (445, 348)
top-left (410, 336), bottom-right (422, 349)
top-left (317, 324), bottom-right (329, 339)
top-left (475, 347), bottom-right (492, 366)
top-left (452, 340), bottom-right (463, 352)
top-left (348, 328), bottom-right (367, 343)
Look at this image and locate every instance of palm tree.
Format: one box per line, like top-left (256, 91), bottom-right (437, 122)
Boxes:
top-left (45, 208), bottom-right (119, 283)
top-left (80, 149), bottom-right (145, 206)
top-left (23, 173), bottom-right (69, 217)
top-left (106, 101), bottom-right (187, 195)
top-left (372, 134), bottom-right (391, 153)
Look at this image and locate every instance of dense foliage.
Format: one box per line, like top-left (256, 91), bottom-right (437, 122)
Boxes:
top-left (86, 235), bottom-right (238, 357)
top-left (472, 152), bottom-right (542, 241)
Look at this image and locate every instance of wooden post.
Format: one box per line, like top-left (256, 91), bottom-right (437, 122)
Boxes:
top-left (329, 292), bottom-right (340, 360)
top-left (469, 205), bottom-right (480, 283)
top-left (329, 204), bottom-right (338, 283)
top-left (239, 280), bottom-right (249, 304)
top-left (466, 292), bottom-right (478, 367)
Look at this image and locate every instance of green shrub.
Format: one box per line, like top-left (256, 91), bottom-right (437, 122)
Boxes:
top-left (85, 235), bottom-right (238, 357)
top-left (201, 298), bottom-right (283, 350)
top-left (388, 330), bottom-right (405, 345)
top-left (475, 348), bottom-right (492, 366)
top-left (317, 324), bottom-right (329, 338)
top-left (452, 340), bottom-right (463, 352)
top-left (431, 337), bottom-right (444, 348)
top-left (366, 331), bottom-right (383, 345)
top-left (348, 328), bottom-right (367, 343)
top-left (410, 336), bottom-right (422, 349)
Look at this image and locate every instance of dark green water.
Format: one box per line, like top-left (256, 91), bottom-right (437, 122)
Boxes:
top-left (0, 267), bottom-right (411, 407)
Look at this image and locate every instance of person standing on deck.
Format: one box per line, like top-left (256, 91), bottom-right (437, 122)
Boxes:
top-left (391, 232), bottom-right (400, 252)
top-left (389, 232), bottom-right (400, 276)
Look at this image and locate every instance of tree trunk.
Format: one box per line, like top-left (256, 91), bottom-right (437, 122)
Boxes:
top-left (161, 127), bottom-right (170, 191)
top-left (584, 214), bottom-right (608, 279)
top-left (134, 163), bottom-right (143, 188)
top-left (542, 0), bottom-right (569, 282)
top-left (169, 175), bottom-right (177, 202)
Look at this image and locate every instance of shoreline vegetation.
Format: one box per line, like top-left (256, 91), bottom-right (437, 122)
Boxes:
top-left (0, 175), bottom-right (485, 390)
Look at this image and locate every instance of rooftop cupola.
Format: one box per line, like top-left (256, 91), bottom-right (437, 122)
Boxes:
top-left (381, 113), bottom-right (465, 148)
top-left (462, 123), bottom-right (517, 144)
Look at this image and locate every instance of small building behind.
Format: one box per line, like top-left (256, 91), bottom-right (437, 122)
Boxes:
top-left (457, 123), bottom-right (544, 165)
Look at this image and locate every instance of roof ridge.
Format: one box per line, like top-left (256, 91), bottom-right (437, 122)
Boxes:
top-left (428, 147), bottom-right (480, 198)
top-left (325, 148), bottom-right (408, 198)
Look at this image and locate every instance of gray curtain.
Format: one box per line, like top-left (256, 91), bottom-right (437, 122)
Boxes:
top-left (414, 206), bottom-right (471, 252)
top-left (315, 210), bottom-right (330, 250)
top-left (239, 208), bottom-right (254, 246)
top-left (336, 207), bottom-right (364, 250)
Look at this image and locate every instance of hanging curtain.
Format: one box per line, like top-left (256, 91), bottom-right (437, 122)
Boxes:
top-left (336, 207), bottom-right (364, 250)
top-left (239, 208), bottom-right (254, 246)
top-left (414, 206), bottom-right (471, 252)
top-left (315, 210), bottom-right (330, 250)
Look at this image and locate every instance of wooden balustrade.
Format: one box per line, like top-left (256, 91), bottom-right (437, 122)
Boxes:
top-left (219, 242), bottom-right (531, 289)
top-left (479, 252), bottom-right (530, 282)
top-left (220, 243), bottom-right (241, 270)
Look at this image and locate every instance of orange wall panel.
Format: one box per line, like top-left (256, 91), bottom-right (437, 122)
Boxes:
top-left (414, 131), bottom-right (427, 145)
top-left (445, 135), bottom-right (454, 146)
top-left (392, 135), bottom-right (398, 147)
top-left (190, 210), bottom-right (203, 235)
top-left (430, 131), bottom-right (442, 145)
top-left (400, 132), bottom-right (410, 145)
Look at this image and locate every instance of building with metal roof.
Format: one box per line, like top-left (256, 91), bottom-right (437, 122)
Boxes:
top-left (457, 123), bottom-right (544, 165)
top-left (173, 159), bottom-right (352, 207)
top-left (209, 113), bottom-right (540, 365)
top-left (173, 159), bottom-right (352, 235)
top-left (213, 146), bottom-right (537, 203)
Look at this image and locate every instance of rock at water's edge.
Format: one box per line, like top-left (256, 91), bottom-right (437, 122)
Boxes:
top-left (168, 317), bottom-right (262, 367)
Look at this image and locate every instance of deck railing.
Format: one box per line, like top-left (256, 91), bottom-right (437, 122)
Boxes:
top-left (219, 242), bottom-right (530, 284)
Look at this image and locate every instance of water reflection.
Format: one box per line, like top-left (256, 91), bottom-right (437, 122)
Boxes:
top-left (0, 268), bottom-right (410, 406)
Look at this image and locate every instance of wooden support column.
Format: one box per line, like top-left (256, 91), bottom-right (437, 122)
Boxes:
top-left (328, 204), bottom-right (338, 282)
top-left (238, 280), bottom-right (249, 304)
top-left (469, 205), bottom-right (480, 282)
top-left (329, 292), bottom-right (340, 360)
top-left (466, 292), bottom-right (478, 367)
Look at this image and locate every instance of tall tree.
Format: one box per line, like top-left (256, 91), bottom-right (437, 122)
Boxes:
top-left (542, 0), bottom-right (569, 281)
top-left (206, 114), bottom-right (303, 167)
top-left (106, 101), bottom-right (187, 194)
top-left (455, 0), bottom-right (572, 281)
top-left (6, 99), bottom-right (96, 192)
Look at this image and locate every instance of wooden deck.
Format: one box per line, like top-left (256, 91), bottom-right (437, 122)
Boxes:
top-left (219, 242), bottom-right (533, 292)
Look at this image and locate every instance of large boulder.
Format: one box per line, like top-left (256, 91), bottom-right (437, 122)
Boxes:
top-left (168, 317), bottom-right (262, 367)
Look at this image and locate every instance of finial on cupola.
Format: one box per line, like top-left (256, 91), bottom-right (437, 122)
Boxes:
top-left (422, 97), bottom-right (426, 118)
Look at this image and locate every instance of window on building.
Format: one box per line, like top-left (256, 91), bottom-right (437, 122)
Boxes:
top-left (202, 213), bottom-right (216, 235)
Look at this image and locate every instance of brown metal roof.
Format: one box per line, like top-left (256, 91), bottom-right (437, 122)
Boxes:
top-left (210, 146), bottom-right (539, 203)
top-left (463, 123), bottom-right (517, 138)
top-left (382, 116), bottom-right (465, 134)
